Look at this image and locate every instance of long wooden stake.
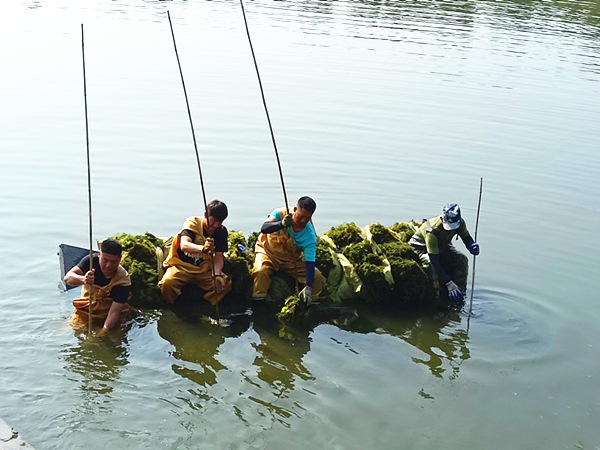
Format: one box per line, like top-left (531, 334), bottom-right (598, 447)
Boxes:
top-left (81, 24), bottom-right (94, 335)
top-left (239, 0), bottom-right (298, 294)
top-left (167, 11), bottom-right (220, 317)
top-left (468, 177), bottom-right (483, 319)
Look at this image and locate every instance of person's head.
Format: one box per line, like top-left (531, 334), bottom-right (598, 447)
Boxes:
top-left (204, 199), bottom-right (228, 234)
top-left (99, 239), bottom-right (122, 277)
top-left (292, 196), bottom-right (316, 228)
top-left (441, 203), bottom-right (461, 231)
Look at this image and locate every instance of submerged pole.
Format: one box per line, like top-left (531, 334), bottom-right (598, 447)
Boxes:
top-left (81, 24), bottom-right (94, 335)
top-left (468, 177), bottom-right (483, 319)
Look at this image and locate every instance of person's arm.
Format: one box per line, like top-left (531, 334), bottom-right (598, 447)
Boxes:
top-left (180, 231), bottom-right (215, 257)
top-left (213, 252), bottom-right (225, 275)
top-left (102, 301), bottom-right (127, 331)
top-left (261, 214), bottom-right (293, 234)
top-left (64, 265), bottom-right (94, 286)
top-left (429, 253), bottom-right (451, 284)
top-left (461, 235), bottom-right (480, 255)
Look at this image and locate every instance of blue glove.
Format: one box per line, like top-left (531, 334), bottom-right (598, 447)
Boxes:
top-left (446, 281), bottom-right (463, 300)
top-left (469, 242), bottom-right (480, 256)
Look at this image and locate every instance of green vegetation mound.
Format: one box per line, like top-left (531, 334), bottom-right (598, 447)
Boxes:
top-left (108, 232), bottom-right (166, 308)
top-left (324, 222), bottom-right (363, 249)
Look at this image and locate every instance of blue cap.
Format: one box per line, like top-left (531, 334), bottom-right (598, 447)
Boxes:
top-left (442, 204), bottom-right (461, 230)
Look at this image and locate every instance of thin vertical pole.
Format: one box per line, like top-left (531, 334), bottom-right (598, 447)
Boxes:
top-left (167, 11), bottom-right (220, 316)
top-left (239, 0), bottom-right (298, 294)
top-left (468, 177), bottom-right (483, 319)
top-left (81, 24), bottom-right (93, 334)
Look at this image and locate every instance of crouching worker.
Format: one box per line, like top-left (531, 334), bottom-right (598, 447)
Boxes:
top-left (159, 200), bottom-right (232, 305)
top-left (408, 203), bottom-right (480, 301)
top-left (252, 196), bottom-right (322, 305)
top-left (64, 239), bottom-right (131, 332)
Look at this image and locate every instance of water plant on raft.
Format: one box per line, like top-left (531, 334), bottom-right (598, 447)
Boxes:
top-left (324, 222), bottom-right (364, 249)
top-left (108, 232), bottom-right (167, 308)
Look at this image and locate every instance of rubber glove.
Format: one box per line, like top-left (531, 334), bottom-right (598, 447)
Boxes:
top-left (446, 281), bottom-right (463, 300)
top-left (469, 242), bottom-right (480, 256)
top-left (282, 214), bottom-right (293, 228)
top-left (214, 274), bottom-right (226, 293)
top-left (203, 238), bottom-right (215, 254)
top-left (300, 286), bottom-right (312, 306)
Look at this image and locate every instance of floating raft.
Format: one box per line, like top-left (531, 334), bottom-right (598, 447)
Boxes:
top-left (59, 221), bottom-right (467, 317)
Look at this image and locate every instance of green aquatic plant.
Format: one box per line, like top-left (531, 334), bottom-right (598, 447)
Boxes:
top-left (343, 242), bottom-right (382, 267)
top-left (324, 222), bottom-right (363, 249)
top-left (108, 232), bottom-right (167, 308)
top-left (247, 231), bottom-right (259, 253)
top-left (355, 262), bottom-right (391, 302)
top-left (277, 295), bottom-right (307, 323)
top-left (390, 221), bottom-right (416, 242)
top-left (378, 241), bottom-right (421, 264)
top-left (388, 258), bottom-right (434, 307)
top-left (369, 222), bottom-right (398, 245)
top-left (315, 237), bottom-right (335, 278)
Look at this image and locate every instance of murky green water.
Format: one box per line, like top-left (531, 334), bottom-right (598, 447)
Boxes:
top-left (1, 0), bottom-right (599, 448)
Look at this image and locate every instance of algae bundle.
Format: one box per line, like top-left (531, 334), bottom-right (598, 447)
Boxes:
top-left (390, 221), bottom-right (416, 242)
top-left (324, 222), bottom-right (364, 249)
top-left (224, 230), bottom-right (254, 299)
top-left (108, 232), bottom-right (167, 308)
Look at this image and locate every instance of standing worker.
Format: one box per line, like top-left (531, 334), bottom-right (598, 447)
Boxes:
top-left (64, 239), bottom-right (131, 332)
top-left (159, 200), bottom-right (232, 305)
top-left (252, 196), bottom-right (322, 304)
top-left (408, 203), bottom-right (480, 301)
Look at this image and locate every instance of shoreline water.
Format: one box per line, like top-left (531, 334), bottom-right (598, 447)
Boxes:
top-left (0, 418), bottom-right (34, 449)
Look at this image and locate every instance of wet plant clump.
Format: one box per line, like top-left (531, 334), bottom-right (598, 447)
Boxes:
top-left (224, 231), bottom-right (253, 299)
top-left (390, 221), bottom-right (416, 242)
top-left (378, 241), bottom-right (421, 264)
top-left (316, 237), bottom-right (335, 279)
top-left (369, 223), bottom-right (397, 245)
top-left (108, 232), bottom-right (167, 308)
top-left (324, 222), bottom-right (363, 249)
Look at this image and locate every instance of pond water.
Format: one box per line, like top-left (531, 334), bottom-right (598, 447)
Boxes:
top-left (1, 0), bottom-right (599, 448)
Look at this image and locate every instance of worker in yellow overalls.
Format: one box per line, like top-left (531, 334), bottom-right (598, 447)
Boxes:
top-left (159, 200), bottom-right (232, 305)
top-left (252, 196), bottom-right (322, 304)
top-left (64, 239), bottom-right (131, 332)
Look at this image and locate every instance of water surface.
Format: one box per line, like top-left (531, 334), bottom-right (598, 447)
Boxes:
top-left (1, 0), bottom-right (599, 448)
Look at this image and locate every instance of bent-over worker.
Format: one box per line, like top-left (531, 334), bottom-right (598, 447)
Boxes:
top-left (408, 203), bottom-right (480, 301)
top-left (252, 196), bottom-right (322, 305)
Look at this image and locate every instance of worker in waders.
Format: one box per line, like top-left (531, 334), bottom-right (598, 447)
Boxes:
top-left (65, 239), bottom-right (131, 332)
top-left (408, 203), bottom-right (480, 301)
top-left (252, 196), bottom-right (322, 304)
top-left (159, 200), bottom-right (232, 305)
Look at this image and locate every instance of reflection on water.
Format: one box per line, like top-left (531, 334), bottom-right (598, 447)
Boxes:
top-left (155, 298), bottom-right (471, 429)
top-left (347, 306), bottom-right (470, 380)
top-left (156, 301), bottom-right (316, 427)
top-left (61, 331), bottom-right (130, 409)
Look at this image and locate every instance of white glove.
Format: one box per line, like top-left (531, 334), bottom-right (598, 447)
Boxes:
top-left (445, 281), bottom-right (463, 300)
top-left (300, 286), bottom-right (312, 306)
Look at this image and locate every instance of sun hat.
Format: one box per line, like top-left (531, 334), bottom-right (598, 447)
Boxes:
top-left (442, 203), bottom-right (461, 230)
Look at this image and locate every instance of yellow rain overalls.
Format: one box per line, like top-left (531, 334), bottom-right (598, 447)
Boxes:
top-left (159, 216), bottom-right (232, 305)
top-left (252, 207), bottom-right (322, 298)
top-left (72, 265), bottom-right (131, 324)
